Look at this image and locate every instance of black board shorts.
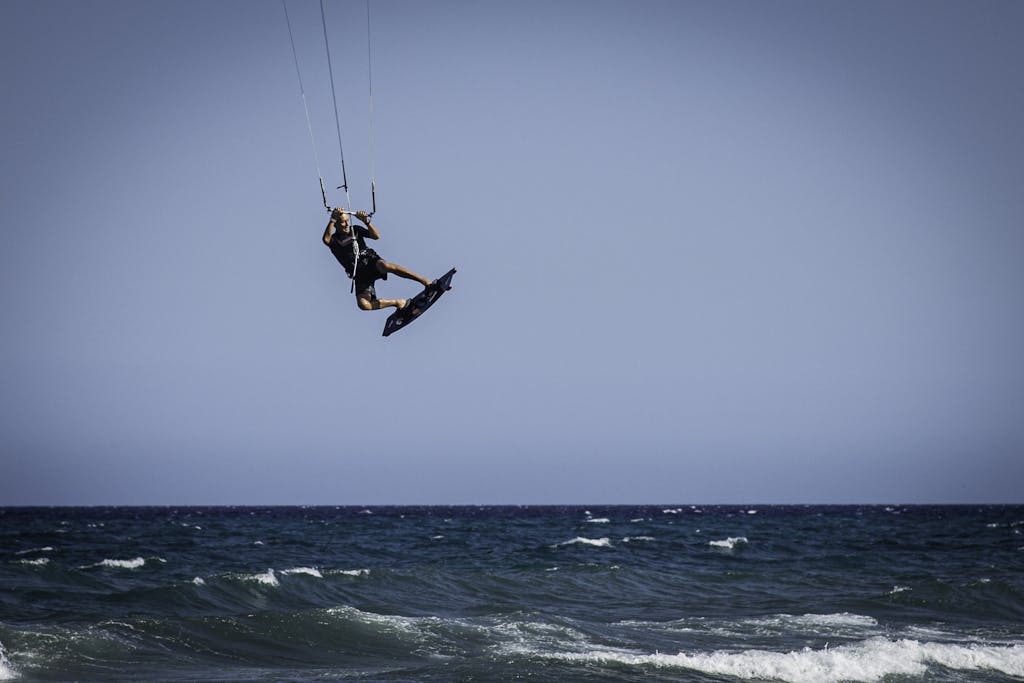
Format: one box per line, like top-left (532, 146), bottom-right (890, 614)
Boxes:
top-left (352, 248), bottom-right (387, 301)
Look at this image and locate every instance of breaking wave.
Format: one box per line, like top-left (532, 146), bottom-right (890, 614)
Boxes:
top-left (82, 557), bottom-right (147, 570)
top-left (554, 537), bottom-right (612, 548)
top-left (709, 536), bottom-right (748, 550)
top-left (540, 638), bottom-right (1024, 682)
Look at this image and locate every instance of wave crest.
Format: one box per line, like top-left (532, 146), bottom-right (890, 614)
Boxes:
top-left (544, 638), bottom-right (1024, 682)
top-left (82, 557), bottom-right (146, 570)
top-left (554, 537), bottom-right (612, 548)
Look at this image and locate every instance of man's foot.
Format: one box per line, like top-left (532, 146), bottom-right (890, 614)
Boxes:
top-left (396, 298), bottom-right (409, 310)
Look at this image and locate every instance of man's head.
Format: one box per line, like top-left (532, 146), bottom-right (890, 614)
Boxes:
top-left (331, 207), bottom-right (350, 227)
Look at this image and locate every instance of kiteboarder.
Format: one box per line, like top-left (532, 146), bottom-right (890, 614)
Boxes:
top-left (323, 208), bottom-right (432, 311)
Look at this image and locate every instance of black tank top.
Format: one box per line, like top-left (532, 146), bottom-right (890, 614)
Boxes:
top-left (327, 225), bottom-right (369, 275)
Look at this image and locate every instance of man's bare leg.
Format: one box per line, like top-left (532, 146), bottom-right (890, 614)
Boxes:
top-left (380, 261), bottom-right (431, 288)
top-left (358, 296), bottom-right (407, 311)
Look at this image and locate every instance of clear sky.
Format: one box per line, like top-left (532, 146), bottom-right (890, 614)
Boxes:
top-left (2, 0), bottom-right (1022, 505)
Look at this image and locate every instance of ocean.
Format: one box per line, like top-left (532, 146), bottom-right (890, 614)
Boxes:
top-left (1, 506), bottom-right (1022, 681)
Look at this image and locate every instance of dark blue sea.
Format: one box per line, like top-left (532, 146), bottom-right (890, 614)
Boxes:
top-left (1, 506), bottom-right (1022, 681)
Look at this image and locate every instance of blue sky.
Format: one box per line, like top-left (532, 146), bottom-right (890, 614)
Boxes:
top-left (2, 0), bottom-right (1022, 505)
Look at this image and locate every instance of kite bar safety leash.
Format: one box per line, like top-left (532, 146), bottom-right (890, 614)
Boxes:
top-left (318, 0), bottom-right (359, 290)
top-left (350, 227), bottom-right (359, 295)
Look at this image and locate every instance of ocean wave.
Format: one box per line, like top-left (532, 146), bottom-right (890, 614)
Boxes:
top-left (248, 569), bottom-right (279, 587)
top-left (0, 641), bottom-right (15, 681)
top-left (325, 605), bottom-right (423, 636)
top-left (14, 547), bottom-right (53, 556)
top-left (332, 568), bottom-right (370, 577)
top-left (614, 612), bottom-right (881, 640)
top-left (489, 616), bottom-right (597, 658)
top-left (622, 536), bottom-right (656, 543)
top-left (709, 537), bottom-right (748, 550)
top-left (778, 613), bottom-right (877, 629)
top-left (541, 638), bottom-right (1024, 682)
top-left (585, 518), bottom-right (610, 524)
top-left (4, 601), bottom-right (1021, 681)
top-left (554, 537), bottom-right (611, 548)
top-left (241, 566), bottom-right (348, 585)
top-left (19, 558), bottom-right (49, 566)
top-left (281, 567), bottom-right (323, 578)
top-left (82, 557), bottom-right (146, 570)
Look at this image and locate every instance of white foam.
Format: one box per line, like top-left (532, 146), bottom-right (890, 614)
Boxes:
top-left (15, 546), bottom-right (53, 556)
top-left (555, 537), bottom-right (612, 548)
top-left (586, 518), bottom-right (611, 524)
top-left (709, 537), bottom-right (748, 550)
top-left (86, 557), bottom-right (146, 570)
top-left (192, 577), bottom-right (206, 586)
top-left (663, 508), bottom-right (683, 514)
top-left (920, 641), bottom-right (1024, 676)
top-left (325, 605), bottom-right (425, 639)
top-left (282, 567), bottom-right (322, 578)
top-left (335, 568), bottom-right (370, 577)
top-left (0, 641), bottom-right (15, 681)
top-left (623, 536), bottom-right (656, 543)
top-left (786, 613), bottom-right (877, 629)
top-left (616, 612), bottom-right (880, 640)
top-left (20, 558), bottom-right (49, 566)
top-left (544, 638), bottom-right (1024, 682)
top-left (250, 569), bottom-right (279, 587)
top-left (888, 585), bottom-right (910, 594)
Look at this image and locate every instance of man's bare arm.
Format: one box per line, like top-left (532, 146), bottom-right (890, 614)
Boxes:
top-left (323, 218), bottom-right (336, 245)
top-left (356, 211), bottom-right (380, 240)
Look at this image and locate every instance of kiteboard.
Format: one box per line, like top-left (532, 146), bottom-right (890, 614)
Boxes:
top-left (382, 268), bottom-right (456, 337)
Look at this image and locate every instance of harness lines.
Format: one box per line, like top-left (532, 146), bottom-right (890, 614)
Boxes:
top-left (283, 0), bottom-right (378, 290)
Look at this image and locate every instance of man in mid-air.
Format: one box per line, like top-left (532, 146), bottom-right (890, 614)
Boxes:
top-left (323, 208), bottom-right (432, 311)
